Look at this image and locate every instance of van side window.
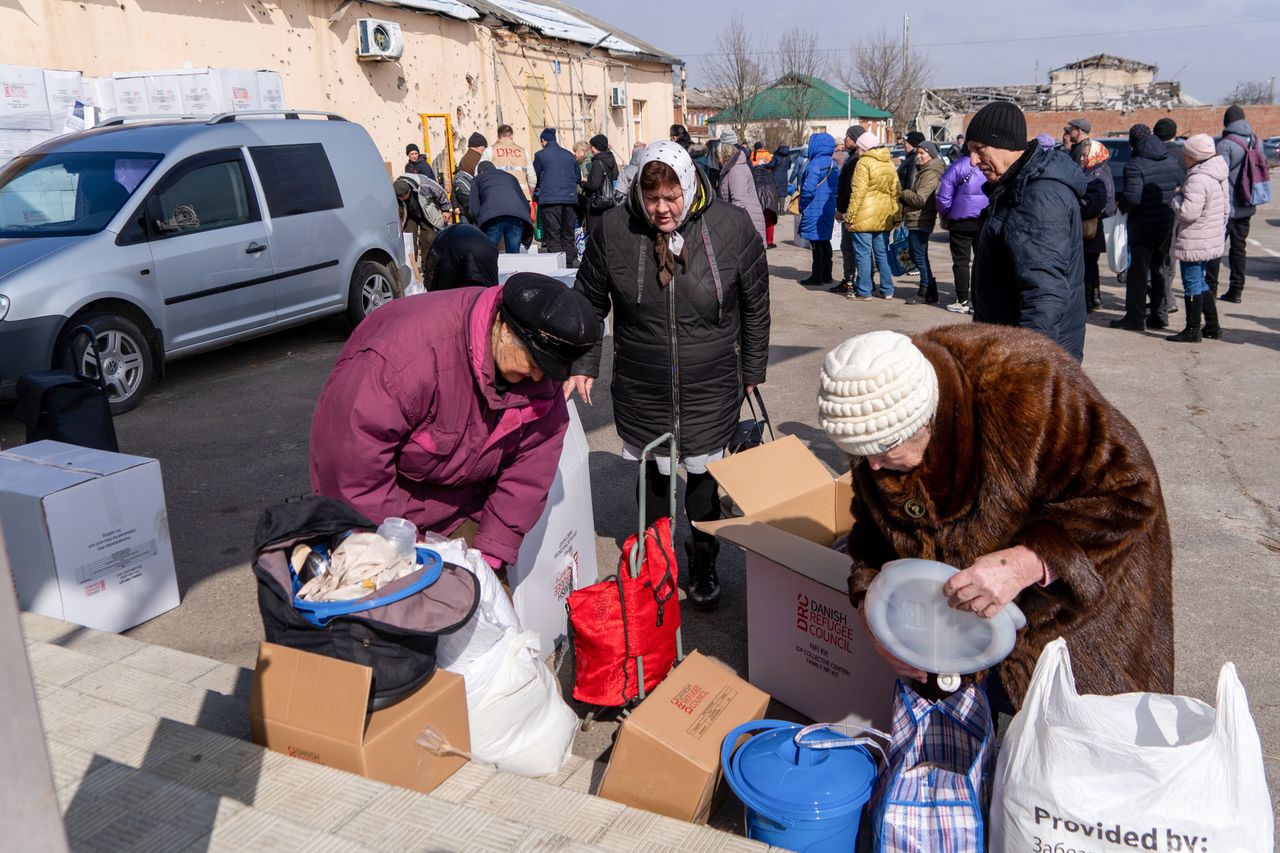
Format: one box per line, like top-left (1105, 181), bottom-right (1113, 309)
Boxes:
top-left (250, 144), bottom-right (343, 217)
top-left (151, 158), bottom-right (257, 237)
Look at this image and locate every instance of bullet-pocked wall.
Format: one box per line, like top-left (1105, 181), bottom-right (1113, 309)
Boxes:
top-left (0, 0), bottom-right (675, 171)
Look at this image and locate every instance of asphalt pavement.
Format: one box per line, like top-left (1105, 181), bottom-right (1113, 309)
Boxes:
top-left (3, 207), bottom-right (1277, 813)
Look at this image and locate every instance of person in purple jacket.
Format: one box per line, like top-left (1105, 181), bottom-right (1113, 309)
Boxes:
top-left (934, 151), bottom-right (988, 314)
top-left (309, 274), bottom-right (599, 572)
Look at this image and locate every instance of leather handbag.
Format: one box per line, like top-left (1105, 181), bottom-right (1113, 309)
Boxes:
top-left (727, 387), bottom-right (775, 455)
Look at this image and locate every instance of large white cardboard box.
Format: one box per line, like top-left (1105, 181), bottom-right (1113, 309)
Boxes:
top-left (144, 75), bottom-right (186, 115)
top-left (0, 64), bottom-right (51, 130)
top-left (111, 75), bottom-right (151, 116)
top-left (497, 252), bottom-right (565, 276)
top-left (510, 400), bottom-right (596, 661)
top-left (0, 441), bottom-right (180, 633)
top-left (698, 435), bottom-right (897, 729)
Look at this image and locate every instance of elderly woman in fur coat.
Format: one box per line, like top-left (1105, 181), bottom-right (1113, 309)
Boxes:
top-left (818, 325), bottom-right (1173, 711)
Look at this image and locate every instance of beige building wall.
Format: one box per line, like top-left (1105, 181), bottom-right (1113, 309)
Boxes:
top-left (1, 0), bottom-right (672, 174)
top-left (1049, 65), bottom-right (1155, 109)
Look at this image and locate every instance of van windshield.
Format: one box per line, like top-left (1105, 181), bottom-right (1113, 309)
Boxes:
top-left (0, 151), bottom-right (162, 237)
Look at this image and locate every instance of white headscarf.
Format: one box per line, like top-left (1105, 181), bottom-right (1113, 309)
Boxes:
top-left (633, 141), bottom-right (700, 254)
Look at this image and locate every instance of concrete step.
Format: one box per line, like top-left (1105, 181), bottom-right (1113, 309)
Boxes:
top-left (20, 612), bottom-right (774, 852)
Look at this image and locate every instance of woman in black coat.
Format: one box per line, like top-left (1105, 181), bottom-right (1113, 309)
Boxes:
top-left (569, 141), bottom-right (770, 609)
top-left (1075, 140), bottom-right (1115, 311)
top-left (1112, 124), bottom-right (1184, 330)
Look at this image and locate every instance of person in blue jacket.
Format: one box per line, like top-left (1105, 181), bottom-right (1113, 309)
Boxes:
top-left (798, 133), bottom-right (839, 285)
top-left (533, 128), bottom-right (582, 266)
top-left (966, 102), bottom-right (1088, 361)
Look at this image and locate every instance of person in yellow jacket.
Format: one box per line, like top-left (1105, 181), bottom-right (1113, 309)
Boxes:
top-left (844, 132), bottom-right (901, 300)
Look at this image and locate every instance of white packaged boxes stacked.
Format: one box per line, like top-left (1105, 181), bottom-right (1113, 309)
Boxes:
top-left (0, 65), bottom-right (82, 164)
top-left (0, 441), bottom-right (181, 633)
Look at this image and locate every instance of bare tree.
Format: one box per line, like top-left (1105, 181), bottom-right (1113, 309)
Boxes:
top-left (702, 15), bottom-right (768, 142)
top-left (838, 26), bottom-right (930, 131)
top-left (775, 28), bottom-right (824, 145)
top-left (1225, 79), bottom-right (1275, 106)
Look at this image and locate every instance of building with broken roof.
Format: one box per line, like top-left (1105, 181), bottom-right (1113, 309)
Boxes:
top-left (912, 53), bottom-right (1197, 141)
top-left (1, 0), bottom-right (679, 177)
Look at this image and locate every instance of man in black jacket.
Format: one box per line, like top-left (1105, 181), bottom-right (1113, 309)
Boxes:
top-left (1206, 105), bottom-right (1261, 303)
top-left (1111, 124), bottom-right (1183, 331)
top-left (469, 162), bottom-right (534, 253)
top-left (831, 125), bottom-right (866, 294)
top-left (533, 128), bottom-right (582, 266)
top-left (966, 102), bottom-right (1087, 361)
top-left (898, 131), bottom-right (924, 189)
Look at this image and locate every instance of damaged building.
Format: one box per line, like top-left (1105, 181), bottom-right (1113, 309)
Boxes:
top-left (0, 0), bottom-right (679, 175)
top-left (913, 53), bottom-right (1198, 141)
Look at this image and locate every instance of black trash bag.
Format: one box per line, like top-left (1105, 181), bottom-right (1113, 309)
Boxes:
top-left (252, 496), bottom-right (479, 710)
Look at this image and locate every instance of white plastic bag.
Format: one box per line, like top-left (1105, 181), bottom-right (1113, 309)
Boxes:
top-left (432, 537), bottom-right (520, 690)
top-left (466, 629), bottom-right (576, 777)
top-left (1104, 212), bottom-right (1129, 274)
top-left (991, 639), bottom-right (1273, 853)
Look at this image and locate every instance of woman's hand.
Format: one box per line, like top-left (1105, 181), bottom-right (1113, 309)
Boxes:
top-left (564, 375), bottom-right (594, 404)
top-left (858, 601), bottom-right (927, 681)
top-left (943, 545), bottom-right (1045, 618)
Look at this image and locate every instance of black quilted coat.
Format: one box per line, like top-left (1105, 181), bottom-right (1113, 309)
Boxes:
top-left (571, 169), bottom-right (770, 456)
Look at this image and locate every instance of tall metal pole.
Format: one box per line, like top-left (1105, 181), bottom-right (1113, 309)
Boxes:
top-left (902, 15), bottom-right (909, 81)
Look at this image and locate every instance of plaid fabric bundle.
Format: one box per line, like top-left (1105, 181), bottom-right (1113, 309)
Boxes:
top-left (869, 680), bottom-right (994, 853)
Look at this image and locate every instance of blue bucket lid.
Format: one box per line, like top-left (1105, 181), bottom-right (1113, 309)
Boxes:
top-left (728, 723), bottom-right (878, 821)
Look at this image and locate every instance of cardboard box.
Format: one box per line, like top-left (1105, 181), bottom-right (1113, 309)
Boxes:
top-left (0, 64), bottom-right (51, 130)
top-left (497, 252), bottom-right (565, 275)
top-left (144, 75), bottom-right (186, 115)
top-left (597, 651), bottom-right (769, 822)
top-left (256, 70), bottom-right (286, 111)
top-left (0, 441), bottom-right (180, 633)
top-left (211, 68), bottom-right (260, 112)
top-left (250, 643), bottom-right (469, 794)
top-left (176, 70), bottom-right (219, 115)
top-left (698, 436), bottom-right (897, 729)
top-left (42, 70), bottom-right (83, 128)
top-left (510, 399), bottom-right (596, 661)
top-left (111, 75), bottom-right (150, 116)
top-left (82, 77), bottom-right (118, 119)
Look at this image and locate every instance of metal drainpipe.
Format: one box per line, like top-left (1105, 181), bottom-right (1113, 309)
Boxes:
top-left (492, 37), bottom-right (503, 126)
top-left (623, 64), bottom-right (632, 151)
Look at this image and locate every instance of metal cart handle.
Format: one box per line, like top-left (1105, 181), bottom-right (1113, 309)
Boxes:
top-left (631, 432), bottom-right (677, 579)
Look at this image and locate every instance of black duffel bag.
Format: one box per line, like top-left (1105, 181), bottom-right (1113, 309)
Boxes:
top-left (252, 496), bottom-right (479, 710)
top-left (16, 324), bottom-right (119, 452)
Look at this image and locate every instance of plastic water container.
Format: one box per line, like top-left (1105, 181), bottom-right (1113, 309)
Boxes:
top-left (376, 517), bottom-right (417, 562)
top-left (721, 720), bottom-right (880, 853)
top-left (864, 558), bottom-right (1027, 690)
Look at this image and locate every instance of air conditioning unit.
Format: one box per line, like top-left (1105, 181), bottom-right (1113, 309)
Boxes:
top-left (356, 19), bottom-right (404, 61)
top-left (609, 87), bottom-right (627, 108)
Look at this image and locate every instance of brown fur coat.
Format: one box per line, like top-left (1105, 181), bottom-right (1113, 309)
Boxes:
top-left (846, 324), bottom-right (1173, 708)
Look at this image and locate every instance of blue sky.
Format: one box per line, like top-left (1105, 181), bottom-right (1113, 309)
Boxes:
top-left (589, 0), bottom-right (1280, 105)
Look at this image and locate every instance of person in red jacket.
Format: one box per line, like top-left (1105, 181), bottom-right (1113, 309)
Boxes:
top-left (309, 275), bottom-right (598, 570)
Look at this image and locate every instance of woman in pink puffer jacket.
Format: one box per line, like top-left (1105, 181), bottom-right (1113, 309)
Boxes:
top-left (1168, 133), bottom-right (1230, 343)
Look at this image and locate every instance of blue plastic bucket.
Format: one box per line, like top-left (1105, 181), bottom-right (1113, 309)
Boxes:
top-left (721, 720), bottom-right (880, 853)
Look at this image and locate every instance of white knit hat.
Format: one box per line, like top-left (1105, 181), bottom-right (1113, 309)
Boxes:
top-left (818, 331), bottom-right (939, 456)
top-left (855, 131), bottom-right (880, 152)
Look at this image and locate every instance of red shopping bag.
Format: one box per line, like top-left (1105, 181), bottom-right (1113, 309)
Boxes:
top-left (568, 514), bottom-right (681, 707)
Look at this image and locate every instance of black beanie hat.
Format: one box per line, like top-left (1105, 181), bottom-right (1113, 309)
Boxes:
top-left (1152, 118), bottom-right (1177, 141)
top-left (468, 132), bottom-right (488, 148)
top-left (1128, 123), bottom-right (1152, 149)
top-left (405, 143), bottom-right (420, 155)
top-left (589, 134), bottom-right (609, 152)
top-left (846, 125), bottom-right (865, 141)
top-left (965, 102), bottom-right (1028, 151)
top-left (1223, 104), bottom-right (1245, 126)
top-left (905, 131), bottom-right (926, 147)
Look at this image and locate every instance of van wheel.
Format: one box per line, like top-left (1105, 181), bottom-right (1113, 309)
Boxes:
top-left (61, 313), bottom-right (154, 415)
top-left (347, 259), bottom-right (400, 326)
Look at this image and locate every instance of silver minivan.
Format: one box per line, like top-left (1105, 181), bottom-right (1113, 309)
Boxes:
top-left (0, 111), bottom-right (410, 412)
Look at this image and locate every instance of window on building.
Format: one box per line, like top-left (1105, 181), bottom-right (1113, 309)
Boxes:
top-left (250, 144), bottom-right (343, 218)
top-left (632, 98), bottom-right (646, 144)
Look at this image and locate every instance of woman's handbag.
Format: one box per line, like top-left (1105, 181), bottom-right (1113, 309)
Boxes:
top-left (870, 679), bottom-right (995, 852)
top-left (727, 387), bottom-right (775, 455)
top-left (991, 639), bottom-right (1274, 852)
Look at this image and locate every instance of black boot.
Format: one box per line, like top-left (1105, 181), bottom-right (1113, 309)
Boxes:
top-left (684, 540), bottom-right (721, 610)
top-left (1168, 295), bottom-right (1202, 343)
top-left (1201, 287), bottom-right (1222, 339)
top-left (926, 279), bottom-right (939, 303)
top-left (1220, 287), bottom-right (1242, 303)
top-left (1086, 282), bottom-right (1101, 312)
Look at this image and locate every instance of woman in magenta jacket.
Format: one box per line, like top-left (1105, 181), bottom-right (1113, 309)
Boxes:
top-left (309, 275), bottom-right (599, 570)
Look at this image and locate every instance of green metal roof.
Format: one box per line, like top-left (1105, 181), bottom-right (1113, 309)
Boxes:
top-left (708, 74), bottom-right (893, 123)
